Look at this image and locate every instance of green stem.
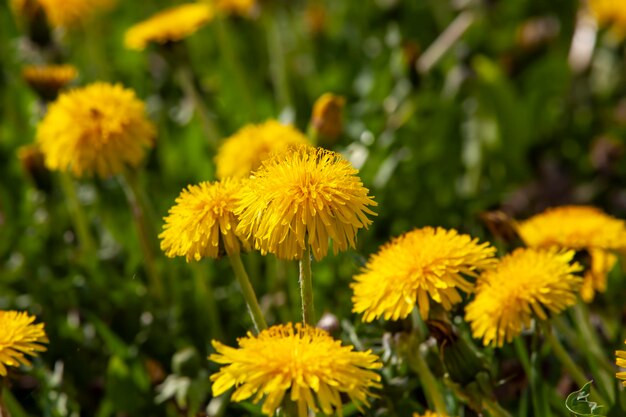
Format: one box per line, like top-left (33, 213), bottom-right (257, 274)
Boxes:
top-left (483, 396), bottom-right (513, 417)
top-left (58, 173), bottom-right (97, 259)
top-left (119, 170), bottom-right (163, 301)
top-left (540, 321), bottom-right (609, 406)
top-left (0, 383), bottom-right (10, 417)
top-left (228, 252), bottom-right (267, 332)
top-left (264, 10), bottom-right (292, 111)
top-left (407, 339), bottom-right (448, 415)
top-left (298, 247), bottom-right (315, 326)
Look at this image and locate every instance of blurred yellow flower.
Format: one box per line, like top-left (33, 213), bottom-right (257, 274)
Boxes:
top-left (209, 323), bottom-right (382, 416)
top-left (616, 341), bottom-right (626, 386)
top-left (589, 0), bottom-right (626, 38)
top-left (215, 120), bottom-right (309, 179)
top-left (413, 412), bottom-right (451, 417)
top-left (213, 0), bottom-right (255, 16)
top-left (160, 179), bottom-right (246, 261)
top-left (466, 248), bottom-right (582, 347)
top-left (37, 82), bottom-right (155, 178)
top-left (125, 3), bottom-right (214, 50)
top-left (235, 146), bottom-right (376, 260)
top-left (0, 311), bottom-right (48, 376)
top-left (11, 0), bottom-right (115, 28)
top-left (311, 93), bottom-right (346, 141)
top-left (351, 227), bottom-right (496, 322)
top-left (22, 64), bottom-right (77, 99)
top-left (516, 205), bottom-right (626, 301)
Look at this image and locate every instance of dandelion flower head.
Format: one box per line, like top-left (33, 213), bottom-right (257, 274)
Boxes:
top-left (589, 0), bottom-right (626, 38)
top-left (351, 227), bottom-right (497, 322)
top-left (516, 205), bottom-right (626, 301)
top-left (209, 323), bottom-right (382, 416)
top-left (465, 248), bottom-right (582, 347)
top-left (125, 3), bottom-right (214, 50)
top-left (235, 146), bottom-right (377, 260)
top-left (0, 311), bottom-right (48, 376)
top-left (413, 412), bottom-right (452, 417)
top-left (11, 0), bottom-right (115, 28)
top-left (311, 93), bottom-right (346, 141)
top-left (215, 120), bottom-right (309, 179)
top-left (22, 65), bottom-right (77, 99)
top-left (616, 341), bottom-right (626, 387)
top-left (160, 179), bottom-right (247, 261)
top-left (36, 82), bottom-right (155, 178)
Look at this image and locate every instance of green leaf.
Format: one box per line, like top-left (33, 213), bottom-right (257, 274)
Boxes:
top-left (566, 381), bottom-right (605, 417)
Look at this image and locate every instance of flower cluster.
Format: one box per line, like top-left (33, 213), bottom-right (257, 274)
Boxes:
top-left (516, 205), bottom-right (626, 301)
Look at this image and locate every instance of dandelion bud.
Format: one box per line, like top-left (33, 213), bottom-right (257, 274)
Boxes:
top-left (310, 93), bottom-right (346, 143)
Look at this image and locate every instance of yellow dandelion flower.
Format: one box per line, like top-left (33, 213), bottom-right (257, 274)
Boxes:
top-left (33, 0), bottom-right (115, 28)
top-left (351, 227), bottom-right (496, 322)
top-left (22, 65), bottom-right (78, 99)
top-left (36, 82), bottom-right (155, 178)
top-left (589, 0), bottom-right (626, 38)
top-left (235, 146), bottom-right (377, 260)
top-left (0, 311), bottom-right (48, 376)
top-left (124, 3), bottom-right (214, 51)
top-left (215, 120), bottom-right (309, 180)
top-left (516, 205), bottom-right (626, 301)
top-left (413, 412), bottom-right (452, 417)
top-left (311, 93), bottom-right (346, 141)
top-left (160, 179), bottom-right (247, 261)
top-left (213, 0), bottom-right (256, 16)
top-left (465, 248), bottom-right (582, 347)
top-left (209, 323), bottom-right (382, 416)
top-left (616, 341), bottom-right (626, 386)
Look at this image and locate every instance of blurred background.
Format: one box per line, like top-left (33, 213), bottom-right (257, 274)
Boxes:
top-left (2, 0), bottom-right (626, 416)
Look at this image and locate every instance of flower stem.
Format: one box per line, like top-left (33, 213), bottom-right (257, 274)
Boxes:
top-left (483, 397), bottom-right (513, 417)
top-left (58, 173), bottom-right (97, 259)
top-left (540, 321), bottom-right (609, 406)
top-left (299, 247), bottom-right (315, 326)
top-left (0, 384), bottom-right (10, 417)
top-left (407, 339), bottom-right (448, 415)
top-left (119, 170), bottom-right (163, 301)
top-left (572, 303), bottom-right (615, 402)
top-left (228, 253), bottom-right (267, 332)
